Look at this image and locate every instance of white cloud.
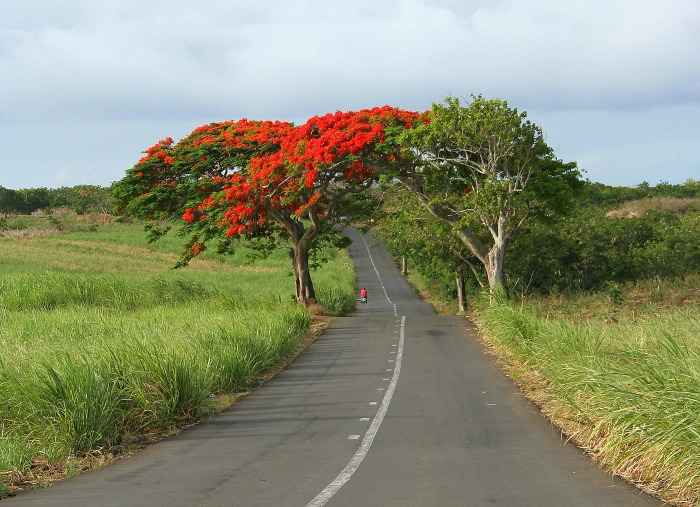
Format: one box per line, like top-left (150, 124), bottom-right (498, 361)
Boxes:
top-left (0, 0), bottom-right (698, 187)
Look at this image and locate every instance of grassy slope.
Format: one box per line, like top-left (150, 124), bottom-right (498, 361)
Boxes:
top-left (0, 222), bottom-right (355, 493)
top-left (607, 197), bottom-right (700, 218)
top-left (474, 276), bottom-right (700, 506)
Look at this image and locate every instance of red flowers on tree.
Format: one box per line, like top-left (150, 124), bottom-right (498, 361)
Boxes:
top-left (115, 107), bottom-right (422, 305)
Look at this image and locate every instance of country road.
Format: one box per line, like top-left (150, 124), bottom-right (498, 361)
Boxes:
top-left (7, 230), bottom-right (659, 507)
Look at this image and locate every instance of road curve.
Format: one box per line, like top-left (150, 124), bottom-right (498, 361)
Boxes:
top-left (6, 230), bottom-right (659, 506)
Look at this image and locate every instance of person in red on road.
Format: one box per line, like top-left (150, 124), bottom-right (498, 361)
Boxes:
top-left (359, 287), bottom-right (368, 304)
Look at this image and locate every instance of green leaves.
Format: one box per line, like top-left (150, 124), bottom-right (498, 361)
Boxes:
top-left (398, 95), bottom-right (576, 225)
top-left (393, 95), bottom-right (581, 293)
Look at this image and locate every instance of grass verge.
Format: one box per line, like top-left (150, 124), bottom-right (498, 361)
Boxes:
top-left (474, 300), bottom-right (700, 506)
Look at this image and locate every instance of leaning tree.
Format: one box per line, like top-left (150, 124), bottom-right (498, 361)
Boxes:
top-left (115, 107), bottom-right (421, 305)
top-left (394, 96), bottom-right (579, 296)
top-left (374, 184), bottom-right (483, 312)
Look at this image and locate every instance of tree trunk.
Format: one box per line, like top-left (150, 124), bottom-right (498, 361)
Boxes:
top-left (302, 259), bottom-right (316, 301)
top-left (455, 271), bottom-right (466, 314)
top-left (290, 248), bottom-right (301, 301)
top-left (275, 206), bottom-right (321, 307)
top-left (293, 243), bottom-right (316, 305)
top-left (402, 179), bottom-right (512, 302)
top-left (401, 256), bottom-right (407, 275)
top-left (452, 228), bottom-right (507, 298)
top-left (485, 243), bottom-right (507, 299)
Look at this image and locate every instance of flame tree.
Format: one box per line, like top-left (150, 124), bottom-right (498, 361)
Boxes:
top-left (114, 107), bottom-right (421, 305)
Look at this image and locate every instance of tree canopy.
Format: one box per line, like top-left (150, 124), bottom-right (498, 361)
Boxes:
top-left (393, 96), bottom-right (580, 294)
top-left (115, 107), bottom-right (422, 304)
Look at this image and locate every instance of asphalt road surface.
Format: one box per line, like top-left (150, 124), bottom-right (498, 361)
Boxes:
top-left (7, 230), bottom-right (659, 506)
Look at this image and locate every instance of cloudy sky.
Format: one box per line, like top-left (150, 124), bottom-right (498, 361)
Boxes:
top-left (1, 0), bottom-right (698, 188)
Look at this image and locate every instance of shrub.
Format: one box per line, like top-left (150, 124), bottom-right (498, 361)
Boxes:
top-left (507, 209), bottom-right (700, 293)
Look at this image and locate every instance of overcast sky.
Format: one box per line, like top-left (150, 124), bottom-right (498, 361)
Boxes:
top-left (1, 0), bottom-right (698, 189)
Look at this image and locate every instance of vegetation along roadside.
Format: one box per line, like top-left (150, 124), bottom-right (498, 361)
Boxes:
top-left (0, 222), bottom-right (355, 497)
top-left (376, 176), bottom-right (700, 505)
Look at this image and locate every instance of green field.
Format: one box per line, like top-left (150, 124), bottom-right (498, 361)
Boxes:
top-left (475, 277), bottom-right (700, 505)
top-left (0, 220), bottom-right (355, 493)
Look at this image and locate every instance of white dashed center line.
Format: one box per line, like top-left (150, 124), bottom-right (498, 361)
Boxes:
top-left (360, 235), bottom-right (392, 306)
top-left (306, 315), bottom-right (407, 507)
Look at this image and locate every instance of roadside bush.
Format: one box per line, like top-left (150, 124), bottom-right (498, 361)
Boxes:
top-left (378, 204), bottom-right (700, 297)
top-left (507, 209), bottom-right (700, 293)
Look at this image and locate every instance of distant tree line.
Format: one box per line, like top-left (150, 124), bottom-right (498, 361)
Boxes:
top-left (580, 179), bottom-right (700, 207)
top-left (0, 185), bottom-right (115, 214)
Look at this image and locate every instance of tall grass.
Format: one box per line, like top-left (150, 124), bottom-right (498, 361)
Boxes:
top-left (476, 301), bottom-right (700, 505)
top-left (0, 222), bottom-right (355, 492)
top-left (0, 273), bottom-right (216, 311)
top-left (0, 304), bottom-right (310, 467)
